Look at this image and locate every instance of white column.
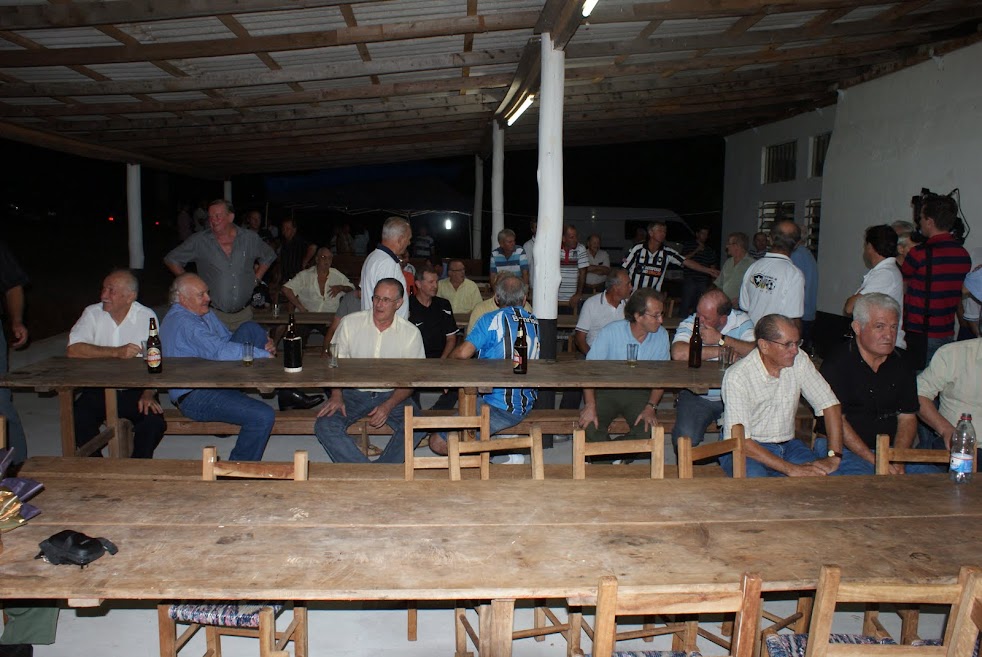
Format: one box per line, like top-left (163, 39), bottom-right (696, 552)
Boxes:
top-left (126, 163), bottom-right (144, 270)
top-left (491, 122), bottom-right (505, 254)
top-left (532, 34), bottom-right (565, 319)
top-left (472, 154), bottom-right (484, 260)
top-left (223, 179), bottom-right (233, 203)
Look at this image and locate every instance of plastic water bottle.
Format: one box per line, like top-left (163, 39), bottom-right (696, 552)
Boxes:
top-left (949, 413), bottom-right (976, 483)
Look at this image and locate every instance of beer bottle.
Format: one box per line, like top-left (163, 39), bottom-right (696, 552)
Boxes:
top-left (688, 315), bottom-right (702, 369)
top-left (513, 318), bottom-right (528, 375)
top-left (146, 318), bottom-right (163, 374)
top-left (283, 312), bottom-right (303, 373)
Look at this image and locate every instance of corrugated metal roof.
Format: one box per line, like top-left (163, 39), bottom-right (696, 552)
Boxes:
top-left (652, 18), bottom-right (740, 38)
top-left (0, 66), bottom-right (93, 83)
top-left (116, 17), bottom-right (233, 44)
top-left (301, 77), bottom-right (376, 90)
top-left (269, 46), bottom-right (365, 68)
top-left (571, 21), bottom-right (652, 44)
top-left (624, 51), bottom-right (700, 65)
top-left (368, 35), bottom-right (465, 59)
top-left (706, 45), bottom-right (769, 57)
top-left (233, 7), bottom-right (348, 36)
top-left (352, 0), bottom-right (467, 26)
top-left (219, 84), bottom-right (297, 98)
top-left (833, 4), bottom-right (898, 24)
top-left (86, 62), bottom-right (177, 81)
top-left (170, 54), bottom-right (268, 76)
top-left (3, 97), bottom-right (65, 105)
top-left (748, 11), bottom-right (826, 31)
top-left (68, 95), bottom-right (140, 104)
top-left (471, 29), bottom-right (536, 51)
top-left (11, 27), bottom-right (120, 48)
top-left (146, 91), bottom-right (212, 102)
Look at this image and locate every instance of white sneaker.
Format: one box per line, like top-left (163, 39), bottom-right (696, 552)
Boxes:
top-left (500, 454), bottom-right (527, 465)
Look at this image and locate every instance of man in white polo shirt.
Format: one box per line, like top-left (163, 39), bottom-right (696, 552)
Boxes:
top-left (574, 268), bottom-right (632, 355)
top-left (843, 225), bottom-right (905, 348)
top-left (361, 216), bottom-right (412, 319)
top-left (739, 220), bottom-right (805, 324)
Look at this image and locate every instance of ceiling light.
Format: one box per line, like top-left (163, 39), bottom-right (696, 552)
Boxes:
top-left (444, 218), bottom-right (453, 230)
top-left (582, 0), bottom-right (600, 17)
top-left (506, 95), bottom-right (535, 127)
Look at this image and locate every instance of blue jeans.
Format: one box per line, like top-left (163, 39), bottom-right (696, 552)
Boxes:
top-left (315, 389), bottom-right (422, 463)
top-left (0, 328), bottom-right (28, 463)
top-left (672, 390), bottom-right (723, 451)
top-left (178, 389), bottom-right (274, 461)
top-left (813, 436), bottom-right (944, 475)
top-left (720, 438), bottom-right (818, 478)
top-left (230, 321), bottom-right (269, 348)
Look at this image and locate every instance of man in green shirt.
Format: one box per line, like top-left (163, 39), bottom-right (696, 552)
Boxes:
top-left (714, 231), bottom-right (753, 308)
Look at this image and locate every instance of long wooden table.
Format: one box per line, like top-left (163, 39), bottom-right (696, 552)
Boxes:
top-left (0, 471), bottom-right (979, 656)
top-left (1, 357), bottom-right (721, 457)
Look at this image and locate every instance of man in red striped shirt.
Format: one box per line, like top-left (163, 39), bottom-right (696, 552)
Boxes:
top-left (901, 193), bottom-right (970, 369)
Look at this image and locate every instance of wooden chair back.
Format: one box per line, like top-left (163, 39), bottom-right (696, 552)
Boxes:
top-left (448, 425), bottom-right (545, 481)
top-left (804, 564), bottom-right (977, 656)
top-left (572, 426), bottom-right (665, 480)
top-left (0, 415), bottom-right (6, 450)
top-left (875, 434), bottom-right (973, 474)
top-left (947, 569), bottom-right (982, 657)
top-left (582, 572), bottom-right (762, 657)
top-left (678, 423), bottom-right (746, 479)
top-left (201, 446), bottom-right (308, 481)
top-left (404, 405), bottom-right (490, 480)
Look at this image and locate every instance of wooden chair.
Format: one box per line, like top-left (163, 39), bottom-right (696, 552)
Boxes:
top-left (763, 564), bottom-right (977, 657)
top-left (572, 426), bottom-right (665, 480)
top-left (875, 434), bottom-right (974, 475)
top-left (677, 424), bottom-right (746, 479)
top-left (577, 571), bottom-right (763, 657)
top-left (0, 415), bottom-right (6, 450)
top-left (158, 447), bottom-right (309, 657)
top-left (947, 569), bottom-right (982, 656)
top-left (448, 425), bottom-right (544, 481)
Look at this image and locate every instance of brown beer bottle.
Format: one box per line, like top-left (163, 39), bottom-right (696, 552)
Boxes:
top-left (688, 315), bottom-right (702, 369)
top-left (146, 318), bottom-right (163, 374)
top-left (513, 319), bottom-right (528, 375)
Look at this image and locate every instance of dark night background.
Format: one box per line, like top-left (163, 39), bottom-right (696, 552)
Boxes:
top-left (1, 136), bottom-right (725, 340)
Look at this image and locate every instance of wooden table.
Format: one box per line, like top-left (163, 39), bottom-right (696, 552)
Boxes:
top-left (1, 472), bottom-right (979, 657)
top-left (453, 313), bottom-right (680, 333)
top-left (1, 357), bottom-right (722, 457)
top-left (253, 310), bottom-right (333, 326)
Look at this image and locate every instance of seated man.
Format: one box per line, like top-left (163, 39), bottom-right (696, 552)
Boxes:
top-left (916, 334), bottom-right (982, 454)
top-left (67, 269), bottom-right (166, 458)
top-left (578, 288), bottom-right (669, 447)
top-left (428, 275), bottom-right (540, 456)
top-left (466, 271), bottom-right (532, 335)
top-left (314, 278), bottom-right (425, 463)
top-left (160, 273), bottom-right (279, 461)
top-left (281, 247), bottom-right (353, 315)
top-left (817, 293), bottom-right (934, 474)
top-left (720, 314), bottom-right (846, 477)
top-left (574, 268), bottom-right (632, 356)
top-left (670, 287), bottom-right (755, 453)
top-left (437, 259), bottom-right (483, 315)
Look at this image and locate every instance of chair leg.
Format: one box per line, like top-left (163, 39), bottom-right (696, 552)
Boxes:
top-left (157, 605), bottom-right (177, 657)
top-left (566, 610), bottom-right (582, 657)
top-left (408, 601), bottom-right (418, 641)
top-left (294, 605), bottom-right (308, 657)
top-left (205, 626), bottom-right (222, 657)
top-left (642, 614), bottom-right (656, 642)
top-left (534, 602), bottom-right (546, 641)
top-left (477, 603), bottom-right (492, 657)
top-left (898, 606), bottom-right (921, 644)
top-left (258, 607), bottom-right (275, 657)
top-left (455, 603), bottom-right (474, 657)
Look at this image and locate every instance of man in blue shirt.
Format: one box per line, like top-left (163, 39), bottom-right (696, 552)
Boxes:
top-left (578, 288), bottom-right (670, 445)
top-left (160, 273), bottom-right (280, 461)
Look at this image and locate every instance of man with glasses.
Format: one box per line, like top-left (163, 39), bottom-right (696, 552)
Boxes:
top-left (721, 313), bottom-right (846, 477)
top-left (437, 259), bottom-right (482, 315)
top-left (314, 278), bottom-right (425, 463)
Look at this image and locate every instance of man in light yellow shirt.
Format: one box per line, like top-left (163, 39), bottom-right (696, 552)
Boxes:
top-left (437, 259), bottom-right (483, 314)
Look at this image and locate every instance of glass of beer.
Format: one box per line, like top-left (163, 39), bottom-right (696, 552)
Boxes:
top-left (242, 341), bottom-right (254, 367)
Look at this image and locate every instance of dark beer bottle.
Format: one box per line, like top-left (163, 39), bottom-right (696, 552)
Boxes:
top-left (146, 318), bottom-right (163, 374)
top-left (513, 318), bottom-right (528, 375)
top-left (688, 315), bottom-right (702, 369)
top-left (283, 313), bottom-right (303, 373)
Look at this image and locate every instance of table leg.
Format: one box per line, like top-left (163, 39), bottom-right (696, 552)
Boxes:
top-left (104, 389), bottom-right (126, 459)
top-left (460, 387), bottom-right (477, 416)
top-left (488, 598), bottom-right (515, 657)
top-left (58, 389), bottom-right (76, 457)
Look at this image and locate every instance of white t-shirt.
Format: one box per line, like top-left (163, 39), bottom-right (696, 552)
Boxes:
top-left (739, 253), bottom-right (805, 324)
top-left (360, 246), bottom-right (409, 318)
top-left (585, 249), bottom-right (611, 286)
top-left (68, 301), bottom-right (158, 350)
top-left (854, 257), bottom-right (906, 348)
top-left (575, 291), bottom-right (625, 347)
top-left (961, 247), bottom-right (982, 323)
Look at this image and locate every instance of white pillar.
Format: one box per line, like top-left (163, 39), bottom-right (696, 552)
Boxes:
top-left (126, 163), bottom-right (144, 270)
top-left (491, 122), bottom-right (505, 254)
top-left (223, 179), bottom-right (233, 203)
top-left (532, 34), bottom-right (565, 320)
top-left (472, 154), bottom-right (484, 260)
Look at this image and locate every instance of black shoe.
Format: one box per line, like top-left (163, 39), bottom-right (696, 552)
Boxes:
top-left (0, 645), bottom-right (33, 657)
top-left (278, 390), bottom-right (324, 411)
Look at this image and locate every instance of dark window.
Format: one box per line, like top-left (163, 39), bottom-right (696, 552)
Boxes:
top-left (763, 141), bottom-right (797, 184)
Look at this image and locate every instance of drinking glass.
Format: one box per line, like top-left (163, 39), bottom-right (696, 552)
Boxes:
top-left (328, 343), bottom-right (339, 368)
top-left (242, 341), bottom-right (254, 367)
top-left (626, 343), bottom-right (638, 367)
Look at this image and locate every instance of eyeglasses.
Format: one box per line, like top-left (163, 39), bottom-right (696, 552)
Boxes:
top-left (317, 255), bottom-right (332, 260)
top-left (372, 295), bottom-right (399, 305)
top-left (765, 338), bottom-right (804, 349)
top-left (643, 312), bottom-right (664, 319)
top-left (449, 268), bottom-right (466, 273)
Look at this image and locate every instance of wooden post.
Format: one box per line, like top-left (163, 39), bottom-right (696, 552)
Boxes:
top-left (223, 179), bottom-right (233, 204)
top-left (472, 154), bottom-right (484, 260)
top-left (491, 122), bottom-right (504, 256)
top-left (126, 163), bottom-right (144, 270)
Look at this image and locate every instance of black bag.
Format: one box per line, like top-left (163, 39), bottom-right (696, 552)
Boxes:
top-left (35, 530), bottom-right (118, 568)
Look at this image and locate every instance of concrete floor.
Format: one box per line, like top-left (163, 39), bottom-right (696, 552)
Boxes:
top-left (5, 329), bottom-right (944, 656)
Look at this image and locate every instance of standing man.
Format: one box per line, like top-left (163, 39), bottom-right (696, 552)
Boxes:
top-left (749, 232), bottom-right (769, 259)
top-left (578, 288), bottom-right (670, 447)
top-left (739, 221), bottom-right (805, 325)
top-left (489, 228), bottom-right (529, 288)
top-left (622, 221), bottom-right (719, 292)
top-left (523, 219), bottom-right (537, 283)
top-left (0, 242), bottom-right (28, 464)
top-left (361, 216), bottom-right (412, 318)
top-left (786, 221), bottom-right (818, 351)
top-left (242, 209), bottom-right (275, 244)
top-left (901, 193), bottom-right (971, 369)
top-left (278, 217), bottom-right (317, 286)
top-left (670, 288), bottom-right (755, 453)
top-left (67, 270), bottom-right (166, 459)
top-left (437, 259), bottom-right (482, 315)
top-left (315, 278), bottom-right (424, 463)
top-left (583, 234), bottom-right (611, 295)
top-left (281, 247), bottom-right (353, 314)
top-left (165, 199), bottom-right (277, 331)
top-left (411, 224), bottom-right (436, 261)
top-left (721, 314), bottom-right (845, 477)
top-left (679, 227), bottom-right (718, 318)
top-left (714, 232), bottom-right (753, 309)
top-left (410, 266), bottom-right (460, 411)
top-left (574, 268), bottom-right (633, 355)
top-left (843, 225), bottom-right (905, 348)
top-left (558, 225), bottom-right (589, 313)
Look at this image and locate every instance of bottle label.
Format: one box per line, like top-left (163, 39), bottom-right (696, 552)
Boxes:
top-left (146, 348), bottom-right (162, 368)
top-left (950, 452), bottom-right (973, 474)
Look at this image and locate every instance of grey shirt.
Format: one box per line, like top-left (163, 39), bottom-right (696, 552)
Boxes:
top-left (165, 228), bottom-right (277, 313)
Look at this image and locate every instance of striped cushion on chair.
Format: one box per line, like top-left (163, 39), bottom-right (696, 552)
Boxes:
top-left (911, 635), bottom-right (980, 657)
top-left (764, 633), bottom-right (896, 657)
top-left (168, 602), bottom-right (282, 628)
top-left (585, 652), bottom-right (700, 657)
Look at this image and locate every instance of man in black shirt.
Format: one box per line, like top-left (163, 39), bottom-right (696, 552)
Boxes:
top-left (0, 241), bottom-right (29, 464)
top-left (409, 266), bottom-right (460, 411)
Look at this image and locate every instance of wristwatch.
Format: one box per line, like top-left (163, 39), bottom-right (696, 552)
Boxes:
top-left (827, 449), bottom-right (843, 458)
top-left (718, 337), bottom-right (726, 347)
top-left (646, 402), bottom-right (658, 411)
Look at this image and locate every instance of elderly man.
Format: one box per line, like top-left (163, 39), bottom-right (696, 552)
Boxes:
top-left (584, 234), bottom-right (611, 295)
top-left (574, 268), bottom-right (633, 355)
top-left (67, 270), bottom-right (166, 458)
top-left (427, 275), bottom-right (540, 459)
top-left (714, 232), bottom-right (752, 308)
top-left (315, 278), bottom-right (425, 463)
top-left (916, 335), bottom-right (982, 452)
top-left (558, 225), bottom-right (590, 312)
top-left (489, 228), bottom-right (529, 288)
top-left (0, 242), bottom-right (29, 464)
top-left (843, 225), bottom-right (905, 348)
top-left (466, 271), bottom-right (532, 335)
top-left (361, 216), bottom-right (412, 318)
top-left (242, 208), bottom-right (275, 244)
top-left (165, 199), bottom-right (277, 331)
top-left (739, 221), bottom-right (805, 324)
top-left (670, 287), bottom-right (755, 452)
top-left (578, 288), bottom-right (670, 447)
top-left (721, 314), bottom-right (845, 477)
top-left (281, 247), bottom-right (353, 314)
top-left (437, 259), bottom-right (482, 315)
top-left (817, 294), bottom-right (934, 475)
top-left (160, 274), bottom-right (277, 461)
top-left (622, 221), bottom-right (719, 291)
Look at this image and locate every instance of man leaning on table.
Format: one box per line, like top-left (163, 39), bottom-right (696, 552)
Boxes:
top-left (314, 277), bottom-right (426, 464)
top-left (720, 313), bottom-right (847, 477)
top-left (67, 269), bottom-right (166, 458)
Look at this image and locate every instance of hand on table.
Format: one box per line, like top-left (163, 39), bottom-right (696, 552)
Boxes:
top-left (117, 343), bottom-right (142, 359)
top-left (264, 338), bottom-right (277, 356)
top-left (787, 462), bottom-right (829, 477)
top-left (812, 456), bottom-right (841, 475)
